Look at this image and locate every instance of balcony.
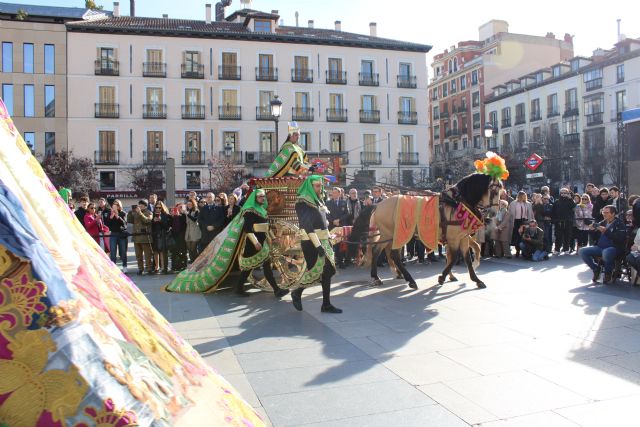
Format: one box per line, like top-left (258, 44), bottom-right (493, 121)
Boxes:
top-left (445, 129), bottom-right (461, 138)
top-left (610, 109), bottom-right (622, 122)
top-left (433, 112), bottom-right (440, 121)
top-left (291, 68), bottom-right (313, 83)
top-left (530, 111), bottom-right (542, 121)
top-left (564, 133), bottom-right (580, 144)
top-left (181, 63), bottom-right (204, 79)
top-left (398, 152), bottom-right (419, 165)
top-left (501, 118), bottom-right (511, 128)
top-left (456, 104), bottom-right (469, 114)
top-left (292, 107), bottom-right (314, 121)
top-left (143, 150), bottom-right (167, 164)
top-left (245, 151), bottom-right (276, 166)
top-left (219, 150), bottom-right (244, 165)
top-left (219, 65), bottom-right (241, 80)
top-left (307, 151), bottom-right (350, 165)
top-left (547, 107), bottom-right (560, 118)
top-left (326, 70), bottom-right (347, 84)
top-left (142, 62), bottom-right (166, 77)
top-left (473, 122), bottom-right (481, 130)
top-left (439, 111), bottom-right (450, 119)
top-left (563, 104), bottom-right (579, 117)
top-left (182, 151), bottom-right (206, 165)
top-left (514, 115), bottom-right (526, 125)
top-left (256, 106), bottom-right (274, 121)
top-left (434, 133), bottom-right (440, 140)
top-left (255, 67), bottom-right (278, 81)
top-left (94, 150), bottom-right (119, 165)
top-left (359, 109), bottom-right (380, 123)
top-left (326, 108), bottom-right (348, 122)
top-left (359, 72), bottom-right (379, 86)
top-left (95, 103), bottom-right (119, 118)
top-left (585, 78), bottom-right (603, 92)
top-left (143, 104), bottom-right (167, 119)
top-left (360, 151), bottom-right (382, 165)
top-left (397, 75), bottom-right (417, 88)
top-left (218, 105), bottom-right (241, 120)
top-left (586, 112), bottom-right (604, 126)
top-left (398, 111), bottom-right (418, 125)
top-left (94, 59), bottom-right (119, 76)
top-left (182, 105), bottom-right (205, 119)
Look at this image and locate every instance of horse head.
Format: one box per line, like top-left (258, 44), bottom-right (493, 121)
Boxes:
top-left (455, 173), bottom-right (502, 212)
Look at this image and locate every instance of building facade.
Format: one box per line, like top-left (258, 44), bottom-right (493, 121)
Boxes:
top-left (428, 20), bottom-right (574, 181)
top-left (0, 3), bottom-right (109, 156)
top-left (65, 5), bottom-right (431, 193)
top-left (484, 38), bottom-right (640, 190)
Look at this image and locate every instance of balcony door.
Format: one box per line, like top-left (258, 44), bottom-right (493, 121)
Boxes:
top-left (296, 92), bottom-right (310, 111)
top-left (184, 51), bottom-right (200, 72)
top-left (185, 88), bottom-right (200, 106)
top-left (361, 60), bottom-right (374, 77)
top-left (222, 52), bottom-right (237, 67)
top-left (147, 131), bottom-right (164, 163)
top-left (185, 131), bottom-right (201, 152)
top-left (330, 133), bottom-right (344, 152)
top-left (328, 58), bottom-right (342, 79)
top-left (361, 95), bottom-right (375, 111)
top-left (222, 89), bottom-right (237, 116)
top-left (363, 134), bottom-right (376, 153)
top-left (99, 85), bottom-right (115, 105)
top-left (146, 87), bottom-right (163, 106)
top-left (258, 54), bottom-right (273, 73)
top-left (399, 97), bottom-right (413, 113)
top-left (260, 132), bottom-right (274, 153)
top-left (294, 55), bottom-right (309, 80)
top-left (330, 93), bottom-right (343, 110)
top-left (98, 47), bottom-right (115, 67)
top-left (99, 130), bottom-right (116, 157)
top-left (401, 135), bottom-right (414, 153)
top-left (399, 62), bottom-right (411, 78)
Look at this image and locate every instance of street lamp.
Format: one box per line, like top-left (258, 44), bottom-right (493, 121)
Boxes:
top-left (484, 122), bottom-right (494, 149)
top-left (270, 95), bottom-right (283, 151)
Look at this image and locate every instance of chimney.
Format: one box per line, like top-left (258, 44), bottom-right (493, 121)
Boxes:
top-left (162, 14), bottom-right (168, 19)
top-left (335, 20), bottom-right (341, 31)
top-left (617, 18), bottom-right (622, 42)
top-left (129, 0), bottom-right (135, 17)
top-left (206, 4), bottom-right (211, 24)
top-left (295, 11), bottom-right (299, 27)
top-left (113, 1), bottom-right (120, 17)
top-left (369, 22), bottom-right (377, 37)
top-left (271, 10), bottom-right (278, 14)
top-left (308, 20), bottom-right (314, 28)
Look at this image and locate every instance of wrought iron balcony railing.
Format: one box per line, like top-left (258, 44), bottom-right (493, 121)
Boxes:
top-left (255, 67), bottom-right (278, 81)
top-left (292, 107), bottom-right (314, 121)
top-left (182, 151), bottom-right (206, 165)
top-left (95, 59), bottom-right (119, 76)
top-left (143, 62), bottom-right (166, 77)
top-left (218, 105), bottom-right (241, 120)
top-left (218, 150), bottom-right (244, 164)
top-left (181, 63), bottom-right (204, 79)
top-left (143, 104), bottom-right (167, 119)
top-left (255, 106), bottom-right (274, 120)
top-left (398, 152), bottom-right (419, 165)
top-left (95, 103), bottom-right (119, 118)
top-left (219, 65), bottom-right (241, 80)
top-left (181, 105), bottom-right (205, 119)
top-left (94, 150), bottom-right (119, 165)
top-left (326, 70), bottom-right (347, 84)
top-left (291, 68), bottom-right (313, 83)
top-left (397, 75), bottom-right (417, 88)
top-left (359, 109), bottom-right (380, 123)
top-left (398, 111), bottom-right (417, 125)
top-left (359, 72), bottom-right (379, 86)
top-left (326, 108), bottom-right (348, 122)
top-left (360, 151), bottom-right (382, 165)
top-left (143, 150), bottom-right (167, 164)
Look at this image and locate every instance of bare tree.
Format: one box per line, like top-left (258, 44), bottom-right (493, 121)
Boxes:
top-left (125, 163), bottom-right (165, 198)
top-left (41, 151), bottom-right (98, 195)
top-left (205, 155), bottom-right (246, 192)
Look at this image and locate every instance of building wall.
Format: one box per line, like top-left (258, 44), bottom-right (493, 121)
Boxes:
top-left (66, 32), bottom-right (429, 191)
top-left (0, 20), bottom-right (68, 155)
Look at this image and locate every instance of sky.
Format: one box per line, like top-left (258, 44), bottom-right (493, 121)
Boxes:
top-left (11, 0), bottom-right (640, 67)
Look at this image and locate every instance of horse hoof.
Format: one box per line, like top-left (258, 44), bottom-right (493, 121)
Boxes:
top-left (408, 281), bottom-right (418, 290)
top-left (449, 276), bottom-right (458, 282)
top-left (395, 274), bottom-right (403, 280)
top-left (437, 276), bottom-right (445, 285)
top-left (476, 282), bottom-right (487, 289)
top-left (371, 279), bottom-right (383, 287)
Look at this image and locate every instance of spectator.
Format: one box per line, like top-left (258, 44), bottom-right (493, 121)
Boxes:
top-left (589, 185), bottom-right (601, 204)
top-left (592, 188), bottom-right (612, 224)
top-left (626, 224), bottom-right (640, 275)
top-left (491, 200), bottom-right (512, 258)
top-left (326, 187), bottom-right (350, 268)
top-left (96, 197), bottom-right (111, 253)
top-left (630, 195), bottom-right (640, 228)
top-left (199, 192), bottom-right (219, 249)
top-left (552, 188), bottom-right (576, 254)
top-left (508, 191), bottom-right (534, 257)
top-left (540, 194), bottom-right (554, 253)
top-left (574, 194), bottom-right (593, 250)
top-left (519, 219), bottom-right (547, 261)
top-left (346, 188), bottom-right (362, 225)
top-left (372, 187), bottom-right (385, 204)
top-left (580, 205), bottom-right (627, 284)
top-left (226, 194), bottom-right (241, 226)
top-left (609, 186), bottom-right (627, 218)
top-left (83, 203), bottom-right (106, 245)
top-left (185, 198), bottom-right (201, 263)
top-left (58, 186), bottom-right (72, 204)
top-left (363, 195), bottom-right (373, 207)
top-left (68, 200), bottom-right (76, 211)
top-left (218, 193), bottom-right (229, 209)
top-left (187, 190), bottom-right (197, 200)
top-left (127, 199), bottom-right (153, 275)
top-left (585, 183), bottom-right (597, 203)
top-left (105, 199), bottom-right (128, 273)
top-left (540, 186), bottom-right (554, 203)
top-left (170, 204), bottom-right (187, 272)
top-left (148, 194), bottom-right (158, 214)
top-left (75, 195), bottom-right (90, 226)
top-left (151, 201), bottom-right (171, 274)
top-left (532, 193), bottom-right (545, 224)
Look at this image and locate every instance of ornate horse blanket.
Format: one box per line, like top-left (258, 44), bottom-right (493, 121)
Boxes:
top-left (391, 195), bottom-right (440, 251)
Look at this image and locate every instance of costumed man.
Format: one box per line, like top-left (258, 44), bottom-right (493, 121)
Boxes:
top-left (265, 121), bottom-right (313, 178)
top-left (234, 189), bottom-right (289, 299)
top-left (290, 175), bottom-right (342, 314)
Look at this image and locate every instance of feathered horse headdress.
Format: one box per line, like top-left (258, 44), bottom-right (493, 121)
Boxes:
top-left (474, 151), bottom-right (509, 181)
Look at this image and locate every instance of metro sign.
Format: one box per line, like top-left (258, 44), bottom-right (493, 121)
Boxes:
top-left (524, 153), bottom-right (543, 171)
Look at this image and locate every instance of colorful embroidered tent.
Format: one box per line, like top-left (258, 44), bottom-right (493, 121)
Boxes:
top-left (0, 98), bottom-right (264, 425)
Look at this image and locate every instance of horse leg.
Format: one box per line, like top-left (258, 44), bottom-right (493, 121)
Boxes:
top-left (370, 245), bottom-right (383, 286)
top-left (465, 248), bottom-right (486, 289)
top-left (390, 249), bottom-right (417, 289)
top-left (385, 245), bottom-right (403, 279)
top-left (438, 247), bottom-right (456, 285)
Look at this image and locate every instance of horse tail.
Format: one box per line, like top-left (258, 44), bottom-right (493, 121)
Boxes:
top-left (348, 205), bottom-right (377, 261)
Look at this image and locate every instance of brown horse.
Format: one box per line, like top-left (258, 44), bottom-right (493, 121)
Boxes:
top-left (350, 173), bottom-right (502, 290)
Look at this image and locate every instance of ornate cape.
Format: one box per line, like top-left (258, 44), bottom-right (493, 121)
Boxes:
top-left (265, 141), bottom-right (309, 178)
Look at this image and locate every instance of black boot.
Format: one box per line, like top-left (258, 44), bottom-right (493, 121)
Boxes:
top-left (273, 287), bottom-right (289, 298)
top-left (234, 272), bottom-right (251, 297)
top-left (321, 304), bottom-right (343, 313)
top-left (320, 274), bottom-right (341, 313)
top-left (291, 287), bottom-right (303, 311)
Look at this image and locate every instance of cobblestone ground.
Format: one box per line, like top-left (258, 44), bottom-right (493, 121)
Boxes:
top-left (132, 251), bottom-right (640, 426)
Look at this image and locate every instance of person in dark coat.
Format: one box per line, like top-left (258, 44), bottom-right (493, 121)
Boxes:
top-left (104, 199), bottom-right (128, 272)
top-left (199, 192), bottom-right (226, 249)
top-left (225, 193), bottom-right (241, 227)
top-left (326, 187), bottom-right (350, 268)
top-left (551, 188), bottom-right (576, 253)
top-left (170, 204), bottom-right (188, 272)
top-left (234, 189), bottom-right (289, 298)
top-left (75, 195), bottom-right (90, 227)
top-left (151, 201), bottom-right (171, 274)
top-left (290, 175), bottom-right (342, 314)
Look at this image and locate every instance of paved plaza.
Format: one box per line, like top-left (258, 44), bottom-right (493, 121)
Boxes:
top-left (135, 253), bottom-right (640, 426)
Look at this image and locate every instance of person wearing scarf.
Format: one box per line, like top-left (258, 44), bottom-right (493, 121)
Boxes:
top-left (265, 121), bottom-right (313, 178)
top-left (234, 189), bottom-right (289, 298)
top-left (291, 175), bottom-right (342, 314)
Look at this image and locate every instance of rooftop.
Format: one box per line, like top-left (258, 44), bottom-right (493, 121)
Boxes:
top-left (0, 1), bottom-right (110, 21)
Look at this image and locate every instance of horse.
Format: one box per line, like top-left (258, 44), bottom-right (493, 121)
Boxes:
top-left (349, 173), bottom-right (502, 290)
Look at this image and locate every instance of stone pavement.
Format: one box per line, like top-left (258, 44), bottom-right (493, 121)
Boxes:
top-left (132, 252), bottom-right (640, 426)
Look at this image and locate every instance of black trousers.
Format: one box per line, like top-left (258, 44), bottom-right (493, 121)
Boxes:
top-left (236, 260), bottom-right (278, 292)
top-left (554, 220), bottom-right (572, 252)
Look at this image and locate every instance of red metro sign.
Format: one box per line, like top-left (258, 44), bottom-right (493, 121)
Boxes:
top-left (524, 153), bottom-right (543, 171)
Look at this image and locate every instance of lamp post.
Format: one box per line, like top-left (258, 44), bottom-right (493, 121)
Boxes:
top-left (224, 141), bottom-right (233, 160)
top-left (270, 95), bottom-right (283, 152)
top-left (484, 122), bottom-right (494, 150)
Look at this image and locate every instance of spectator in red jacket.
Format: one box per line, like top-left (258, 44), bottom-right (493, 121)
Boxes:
top-left (83, 202), bottom-right (106, 245)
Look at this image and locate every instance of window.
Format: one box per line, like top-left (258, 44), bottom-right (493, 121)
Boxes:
top-left (530, 98), bottom-right (540, 120)
top-left (547, 93), bottom-right (558, 116)
top-left (471, 70), bottom-right (478, 85)
top-left (254, 19), bottom-right (272, 32)
top-left (23, 132), bottom-right (35, 152)
top-left (434, 144), bottom-right (441, 156)
top-left (616, 64), bottom-right (625, 83)
top-left (462, 138), bottom-right (468, 149)
top-left (295, 92), bottom-right (310, 110)
top-left (448, 60), bottom-right (452, 74)
top-left (330, 133), bottom-right (344, 152)
top-left (2, 84), bottom-right (13, 115)
top-left (328, 58), bottom-right (343, 74)
top-left (363, 134), bottom-right (376, 152)
top-left (45, 132), bottom-right (55, 156)
top-left (23, 85), bottom-right (34, 117)
top-left (517, 130), bottom-right (525, 145)
top-left (399, 62), bottom-right (411, 77)
top-left (450, 79), bottom-right (457, 93)
top-left (146, 131), bottom-right (164, 152)
top-left (295, 55), bottom-right (310, 71)
top-left (23, 43), bottom-right (33, 73)
top-left (401, 135), bottom-right (414, 152)
top-left (2, 42), bottom-right (12, 72)
top-left (460, 75), bottom-right (466, 90)
top-left (616, 90), bottom-right (626, 114)
top-left (433, 105), bottom-right (439, 119)
top-left (44, 85), bottom-right (55, 118)
top-left (453, 141), bottom-right (459, 151)
top-left (532, 127), bottom-right (541, 142)
top-left (223, 131), bottom-right (238, 151)
top-left (433, 125), bottom-right (440, 140)
top-left (584, 95), bottom-right (604, 115)
top-left (399, 97), bottom-right (414, 113)
top-left (570, 60), bottom-right (579, 72)
top-left (442, 83), bottom-right (448, 97)
top-left (361, 95), bottom-right (376, 111)
top-left (329, 93), bottom-right (343, 111)
top-left (453, 58), bottom-right (458, 72)
top-left (552, 66), bottom-right (561, 77)
top-left (186, 171), bottom-right (201, 189)
top-left (583, 68), bottom-right (602, 82)
top-left (299, 132), bottom-right (310, 150)
top-left (473, 112), bottom-right (480, 129)
top-left (185, 131), bottom-right (201, 152)
top-left (44, 44), bottom-right (55, 74)
top-left (473, 135), bottom-right (481, 148)
top-left (259, 132), bottom-right (274, 152)
top-left (536, 73), bottom-right (543, 83)
top-left (565, 88), bottom-right (578, 110)
top-left (258, 54), bottom-right (273, 75)
top-left (489, 111), bottom-right (498, 129)
top-left (472, 91), bottom-right (480, 107)
top-left (564, 116), bottom-right (579, 136)
top-left (184, 51), bottom-right (201, 72)
top-left (98, 130), bottom-right (116, 155)
top-left (99, 171), bottom-right (116, 190)
top-left (515, 103), bottom-right (525, 124)
top-left (501, 107), bottom-right (511, 126)
top-left (503, 133), bottom-right (511, 148)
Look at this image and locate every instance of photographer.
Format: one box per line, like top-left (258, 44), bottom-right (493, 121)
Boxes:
top-left (580, 205), bottom-right (627, 284)
top-left (518, 220), bottom-right (547, 261)
top-left (105, 199), bottom-right (128, 273)
top-left (127, 199), bottom-right (153, 275)
top-left (551, 188), bottom-right (576, 254)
